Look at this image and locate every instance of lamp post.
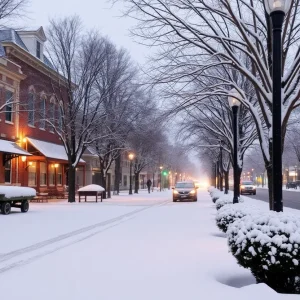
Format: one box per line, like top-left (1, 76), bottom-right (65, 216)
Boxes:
top-left (128, 153), bottom-right (134, 195)
top-left (228, 89), bottom-right (241, 204)
top-left (264, 0), bottom-right (292, 212)
top-left (159, 166), bottom-right (163, 191)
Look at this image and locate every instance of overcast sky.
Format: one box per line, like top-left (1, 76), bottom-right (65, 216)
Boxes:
top-left (24, 0), bottom-right (148, 64)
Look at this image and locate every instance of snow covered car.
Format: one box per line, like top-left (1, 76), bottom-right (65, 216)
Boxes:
top-left (240, 181), bottom-right (256, 195)
top-left (172, 181), bottom-right (198, 202)
top-left (0, 186), bottom-right (36, 215)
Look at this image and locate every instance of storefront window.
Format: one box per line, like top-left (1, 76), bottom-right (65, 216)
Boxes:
top-left (48, 164), bottom-right (55, 186)
top-left (28, 162), bottom-right (37, 186)
top-left (40, 162), bottom-right (47, 186)
top-left (5, 160), bottom-right (11, 183)
top-left (56, 164), bottom-right (62, 185)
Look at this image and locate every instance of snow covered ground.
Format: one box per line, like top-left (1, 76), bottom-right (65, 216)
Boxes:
top-left (0, 189), bottom-right (298, 299)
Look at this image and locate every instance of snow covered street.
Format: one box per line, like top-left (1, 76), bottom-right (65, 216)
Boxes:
top-left (0, 189), bottom-right (298, 299)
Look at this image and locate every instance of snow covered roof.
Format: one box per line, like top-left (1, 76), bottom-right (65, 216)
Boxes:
top-left (0, 139), bottom-right (31, 156)
top-left (27, 137), bottom-right (85, 163)
top-left (78, 184), bottom-right (105, 192)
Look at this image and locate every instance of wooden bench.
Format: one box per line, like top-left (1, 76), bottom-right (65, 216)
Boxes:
top-left (32, 192), bottom-right (49, 203)
top-left (78, 191), bottom-right (103, 203)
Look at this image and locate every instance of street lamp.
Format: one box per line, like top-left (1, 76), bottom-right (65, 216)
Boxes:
top-left (264, 0), bottom-right (292, 212)
top-left (228, 89), bottom-right (241, 204)
top-left (128, 153), bottom-right (134, 195)
top-left (159, 166), bottom-right (163, 191)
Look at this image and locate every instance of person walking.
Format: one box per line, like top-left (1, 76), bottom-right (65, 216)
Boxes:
top-left (146, 179), bottom-right (152, 194)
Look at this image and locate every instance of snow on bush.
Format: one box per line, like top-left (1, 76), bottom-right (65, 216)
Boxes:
top-left (227, 211), bottom-right (300, 294)
top-left (210, 189), bottom-right (223, 203)
top-left (216, 203), bottom-right (254, 233)
top-left (215, 194), bottom-right (232, 210)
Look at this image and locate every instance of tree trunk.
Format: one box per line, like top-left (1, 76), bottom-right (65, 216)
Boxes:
top-left (107, 173), bottom-right (111, 199)
top-left (68, 165), bottom-right (76, 203)
top-left (100, 171), bottom-right (107, 199)
top-left (224, 171), bottom-right (229, 194)
top-left (114, 153), bottom-right (121, 195)
top-left (134, 172), bottom-right (140, 193)
top-left (220, 172), bottom-right (223, 192)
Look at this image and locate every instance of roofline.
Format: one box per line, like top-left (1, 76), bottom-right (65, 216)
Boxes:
top-left (2, 42), bottom-right (69, 86)
top-left (0, 58), bottom-right (26, 81)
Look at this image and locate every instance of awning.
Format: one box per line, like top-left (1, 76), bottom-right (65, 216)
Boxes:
top-left (27, 137), bottom-right (85, 163)
top-left (0, 139), bottom-right (31, 156)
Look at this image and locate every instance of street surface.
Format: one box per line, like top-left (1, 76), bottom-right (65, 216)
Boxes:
top-left (0, 189), bottom-right (297, 299)
top-left (246, 188), bottom-right (300, 210)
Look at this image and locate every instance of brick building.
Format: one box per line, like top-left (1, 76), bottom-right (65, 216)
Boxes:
top-left (0, 27), bottom-right (85, 193)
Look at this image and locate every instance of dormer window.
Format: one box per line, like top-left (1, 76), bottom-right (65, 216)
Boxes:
top-left (36, 40), bottom-right (41, 58)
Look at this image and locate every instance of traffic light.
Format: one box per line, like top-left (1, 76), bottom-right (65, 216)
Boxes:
top-left (163, 171), bottom-right (168, 176)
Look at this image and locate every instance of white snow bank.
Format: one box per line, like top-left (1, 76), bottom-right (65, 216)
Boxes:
top-left (0, 186), bottom-right (36, 198)
top-left (78, 184), bottom-right (105, 192)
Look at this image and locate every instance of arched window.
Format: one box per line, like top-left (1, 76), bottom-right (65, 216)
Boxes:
top-left (40, 96), bottom-right (46, 129)
top-left (28, 92), bottom-right (35, 126)
top-left (57, 102), bottom-right (63, 130)
top-left (49, 101), bottom-right (55, 132)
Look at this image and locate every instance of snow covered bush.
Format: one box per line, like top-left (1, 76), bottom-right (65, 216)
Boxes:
top-left (210, 189), bottom-right (223, 203)
top-left (215, 195), bottom-right (232, 210)
top-left (227, 212), bottom-right (300, 294)
top-left (216, 203), bottom-right (252, 233)
top-left (208, 186), bottom-right (215, 194)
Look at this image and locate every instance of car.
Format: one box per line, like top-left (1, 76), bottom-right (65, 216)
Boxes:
top-left (172, 181), bottom-right (198, 202)
top-left (240, 181), bottom-right (256, 195)
top-left (286, 181), bottom-right (297, 189)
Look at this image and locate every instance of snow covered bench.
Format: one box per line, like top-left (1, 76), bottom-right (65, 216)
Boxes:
top-left (0, 186), bottom-right (36, 215)
top-left (78, 184), bottom-right (105, 203)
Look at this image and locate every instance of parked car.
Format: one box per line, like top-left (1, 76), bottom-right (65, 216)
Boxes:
top-left (286, 182), bottom-right (297, 189)
top-left (240, 181), bottom-right (256, 195)
top-left (172, 181), bottom-right (198, 202)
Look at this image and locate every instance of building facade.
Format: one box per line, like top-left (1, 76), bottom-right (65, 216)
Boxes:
top-left (0, 27), bottom-right (85, 193)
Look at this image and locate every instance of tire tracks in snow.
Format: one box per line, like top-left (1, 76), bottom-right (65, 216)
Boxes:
top-left (0, 199), bottom-right (170, 275)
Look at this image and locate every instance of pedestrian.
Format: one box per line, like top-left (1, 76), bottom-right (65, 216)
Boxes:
top-left (146, 179), bottom-right (152, 194)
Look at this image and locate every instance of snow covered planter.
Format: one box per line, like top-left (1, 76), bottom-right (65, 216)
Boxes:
top-left (227, 212), bottom-right (300, 294)
top-left (216, 203), bottom-right (251, 233)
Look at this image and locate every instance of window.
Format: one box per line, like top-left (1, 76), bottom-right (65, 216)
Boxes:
top-left (40, 162), bottom-right (47, 186)
top-left (28, 92), bottom-right (34, 126)
top-left (123, 175), bottom-right (127, 187)
top-left (40, 97), bottom-right (46, 129)
top-left (5, 90), bottom-right (13, 122)
top-left (28, 162), bottom-right (37, 186)
top-left (36, 40), bottom-right (41, 58)
top-left (57, 105), bottom-right (63, 130)
top-left (4, 160), bottom-right (11, 183)
top-left (49, 102), bottom-right (55, 132)
top-left (56, 164), bottom-right (62, 185)
top-left (48, 164), bottom-right (55, 186)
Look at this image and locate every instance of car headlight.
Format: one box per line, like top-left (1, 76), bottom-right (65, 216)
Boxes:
top-left (190, 190), bottom-right (196, 194)
top-left (241, 185), bottom-right (245, 189)
top-left (173, 190), bottom-right (179, 194)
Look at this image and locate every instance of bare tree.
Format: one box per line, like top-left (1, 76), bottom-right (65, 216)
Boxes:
top-left (46, 16), bottom-right (111, 202)
top-left (120, 0), bottom-right (300, 209)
